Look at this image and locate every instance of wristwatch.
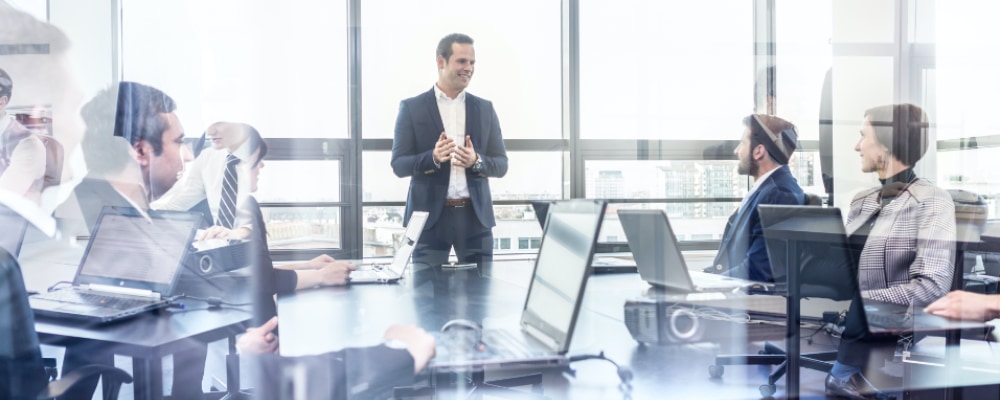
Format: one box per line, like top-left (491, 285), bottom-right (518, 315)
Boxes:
top-left (472, 153), bottom-right (483, 171)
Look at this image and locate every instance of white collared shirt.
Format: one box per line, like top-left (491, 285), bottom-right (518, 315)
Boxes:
top-left (151, 139), bottom-right (254, 229)
top-left (737, 166), bottom-right (781, 213)
top-left (434, 84), bottom-right (470, 199)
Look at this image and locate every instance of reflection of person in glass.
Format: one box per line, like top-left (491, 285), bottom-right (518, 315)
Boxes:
top-left (391, 33), bottom-right (509, 266)
top-left (825, 104), bottom-right (955, 399)
top-left (708, 115), bottom-right (803, 282)
top-left (0, 67), bottom-right (47, 204)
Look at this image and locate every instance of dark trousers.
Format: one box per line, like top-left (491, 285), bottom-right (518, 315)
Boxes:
top-left (61, 343), bottom-right (207, 400)
top-left (837, 296), bottom-right (899, 369)
top-left (413, 205), bottom-right (493, 266)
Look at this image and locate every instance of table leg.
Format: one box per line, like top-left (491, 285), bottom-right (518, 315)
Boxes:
top-left (133, 356), bottom-right (164, 400)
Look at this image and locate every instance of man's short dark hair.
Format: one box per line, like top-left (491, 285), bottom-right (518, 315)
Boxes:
top-left (436, 33), bottom-right (474, 61)
top-left (80, 85), bottom-right (132, 175)
top-left (0, 67), bottom-right (12, 100)
top-left (742, 114), bottom-right (798, 165)
top-left (114, 81), bottom-right (176, 156)
top-left (865, 103), bottom-right (929, 167)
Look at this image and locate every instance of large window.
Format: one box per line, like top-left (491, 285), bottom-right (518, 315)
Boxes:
top-left (579, 1), bottom-right (754, 140)
top-left (120, 0), bottom-right (349, 139)
top-left (359, 0), bottom-right (561, 140)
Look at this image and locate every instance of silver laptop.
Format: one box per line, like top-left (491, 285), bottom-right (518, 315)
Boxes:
top-left (758, 205), bottom-right (990, 334)
top-left (348, 211), bottom-right (428, 284)
top-left (618, 209), bottom-right (758, 292)
top-left (30, 206), bottom-right (201, 323)
top-left (0, 204), bottom-right (29, 258)
top-left (431, 199), bottom-right (607, 370)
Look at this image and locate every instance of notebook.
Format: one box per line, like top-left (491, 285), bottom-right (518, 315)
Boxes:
top-left (618, 209), bottom-right (760, 292)
top-left (348, 211), bottom-right (428, 284)
top-left (0, 204), bottom-right (29, 258)
top-left (430, 199), bottom-right (607, 370)
top-left (531, 200), bottom-right (637, 273)
top-left (29, 206), bottom-right (201, 323)
top-left (757, 204), bottom-right (990, 334)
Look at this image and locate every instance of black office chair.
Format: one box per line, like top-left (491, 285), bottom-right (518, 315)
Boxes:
top-left (0, 250), bottom-right (133, 400)
top-left (709, 194), bottom-right (839, 398)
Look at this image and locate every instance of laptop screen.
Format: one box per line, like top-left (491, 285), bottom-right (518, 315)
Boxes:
top-left (618, 209), bottom-right (692, 290)
top-left (75, 206), bottom-right (200, 294)
top-left (521, 199), bottom-right (606, 352)
top-left (385, 211), bottom-right (428, 275)
top-left (0, 205), bottom-right (29, 258)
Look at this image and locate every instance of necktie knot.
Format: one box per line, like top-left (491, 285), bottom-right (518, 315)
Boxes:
top-left (226, 154), bottom-right (240, 166)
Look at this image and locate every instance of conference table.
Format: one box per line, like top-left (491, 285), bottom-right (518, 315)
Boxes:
top-left (277, 259), bottom-right (805, 399)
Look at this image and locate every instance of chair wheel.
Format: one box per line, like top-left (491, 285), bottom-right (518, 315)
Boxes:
top-left (759, 384), bottom-right (776, 397)
top-left (708, 365), bottom-right (724, 378)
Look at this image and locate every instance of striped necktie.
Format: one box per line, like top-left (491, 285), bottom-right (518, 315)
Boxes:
top-left (218, 154), bottom-right (240, 229)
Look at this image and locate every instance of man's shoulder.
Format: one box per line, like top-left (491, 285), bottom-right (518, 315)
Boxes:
top-left (402, 88), bottom-right (436, 105)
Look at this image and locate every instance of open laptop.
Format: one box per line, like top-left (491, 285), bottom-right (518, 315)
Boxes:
top-left (758, 204), bottom-right (990, 334)
top-left (531, 200), bottom-right (636, 273)
top-left (29, 206), bottom-right (201, 323)
top-left (431, 199), bottom-right (607, 370)
top-left (348, 211), bottom-right (428, 284)
top-left (0, 204), bottom-right (29, 258)
top-left (618, 209), bottom-right (760, 292)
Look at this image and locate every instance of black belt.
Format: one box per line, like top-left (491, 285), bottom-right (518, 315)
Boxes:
top-left (444, 198), bottom-right (472, 207)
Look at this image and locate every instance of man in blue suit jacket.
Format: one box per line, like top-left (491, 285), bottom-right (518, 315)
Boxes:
top-left (391, 33), bottom-right (508, 266)
top-left (708, 114), bottom-right (804, 282)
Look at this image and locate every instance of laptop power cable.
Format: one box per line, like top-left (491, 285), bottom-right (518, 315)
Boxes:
top-left (567, 351), bottom-right (633, 391)
top-left (169, 294), bottom-right (251, 309)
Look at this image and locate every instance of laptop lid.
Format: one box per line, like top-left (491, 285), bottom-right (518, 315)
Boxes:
top-left (618, 209), bottom-right (694, 291)
top-left (382, 211), bottom-right (428, 276)
top-left (529, 200), bottom-right (552, 231)
top-left (0, 204), bottom-right (29, 258)
top-left (520, 199), bottom-right (607, 353)
top-left (73, 206), bottom-right (201, 295)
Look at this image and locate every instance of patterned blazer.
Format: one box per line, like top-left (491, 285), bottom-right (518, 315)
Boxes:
top-left (845, 178), bottom-right (956, 307)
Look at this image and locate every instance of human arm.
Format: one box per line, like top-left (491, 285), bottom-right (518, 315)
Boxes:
top-left (464, 103), bottom-right (507, 178)
top-left (245, 323), bottom-right (431, 399)
top-left (293, 260), bottom-right (356, 289)
top-left (925, 291), bottom-right (1000, 322)
top-left (390, 100), bottom-right (451, 177)
top-left (237, 316), bottom-right (280, 355)
top-left (0, 134), bottom-right (45, 199)
top-left (729, 186), bottom-right (803, 282)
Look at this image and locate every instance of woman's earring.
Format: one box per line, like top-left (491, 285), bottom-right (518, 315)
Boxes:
top-left (875, 154), bottom-right (885, 171)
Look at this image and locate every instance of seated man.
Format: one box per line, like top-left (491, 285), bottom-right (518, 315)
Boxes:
top-left (238, 317), bottom-right (435, 399)
top-left (0, 67), bottom-right (46, 205)
top-left (707, 114), bottom-right (804, 282)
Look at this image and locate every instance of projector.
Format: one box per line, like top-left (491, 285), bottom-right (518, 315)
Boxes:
top-left (185, 239), bottom-right (252, 276)
top-left (623, 293), bottom-right (771, 345)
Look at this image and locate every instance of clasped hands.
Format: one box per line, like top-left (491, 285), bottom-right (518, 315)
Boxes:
top-left (433, 132), bottom-right (478, 168)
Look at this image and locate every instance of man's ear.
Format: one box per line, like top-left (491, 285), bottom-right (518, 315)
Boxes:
top-left (436, 55), bottom-right (446, 70)
top-left (0, 95), bottom-right (8, 109)
top-left (133, 140), bottom-right (151, 166)
top-left (753, 144), bottom-right (768, 160)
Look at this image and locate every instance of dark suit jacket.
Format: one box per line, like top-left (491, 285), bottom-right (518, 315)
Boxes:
top-left (253, 345), bottom-right (414, 400)
top-left (390, 88), bottom-right (508, 229)
top-left (711, 165), bottom-right (804, 282)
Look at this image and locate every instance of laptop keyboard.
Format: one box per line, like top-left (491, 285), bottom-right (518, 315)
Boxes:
top-left (436, 329), bottom-right (538, 361)
top-left (34, 290), bottom-right (154, 311)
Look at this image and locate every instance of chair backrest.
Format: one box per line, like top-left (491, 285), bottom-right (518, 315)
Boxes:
top-left (0, 249), bottom-right (49, 399)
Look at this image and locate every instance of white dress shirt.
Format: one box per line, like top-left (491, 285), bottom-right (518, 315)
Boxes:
top-left (0, 114), bottom-right (46, 204)
top-left (151, 138), bottom-right (254, 229)
top-left (434, 84), bottom-right (470, 199)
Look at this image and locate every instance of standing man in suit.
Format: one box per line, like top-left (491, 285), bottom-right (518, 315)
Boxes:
top-left (708, 114), bottom-right (804, 282)
top-left (391, 33), bottom-right (508, 266)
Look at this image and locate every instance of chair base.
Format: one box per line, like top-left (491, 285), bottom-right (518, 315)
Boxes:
top-left (710, 341), bottom-right (836, 398)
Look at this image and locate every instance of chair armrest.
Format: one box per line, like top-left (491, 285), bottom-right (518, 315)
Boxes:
top-left (35, 364), bottom-right (133, 400)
